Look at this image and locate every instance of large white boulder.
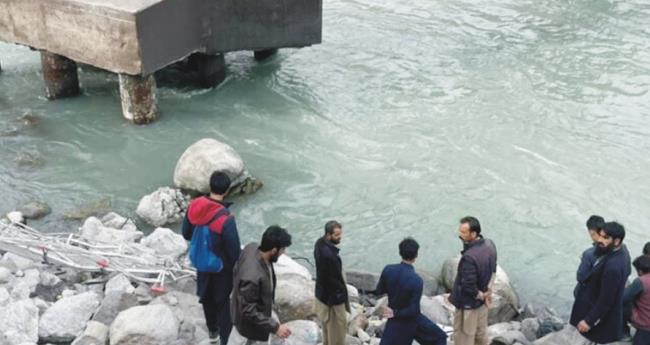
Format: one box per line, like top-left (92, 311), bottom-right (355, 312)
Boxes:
top-left (270, 320), bottom-right (320, 345)
top-left (39, 291), bottom-right (101, 342)
top-left (173, 138), bottom-right (246, 194)
top-left (0, 299), bottom-right (39, 345)
top-left (109, 304), bottom-right (179, 345)
top-left (274, 275), bottom-right (316, 322)
top-left (440, 256), bottom-right (519, 324)
top-left (275, 254), bottom-right (312, 281)
top-left (80, 217), bottom-right (143, 244)
top-left (101, 212), bottom-right (138, 232)
top-left (136, 187), bottom-right (188, 227)
top-left (141, 227), bottom-right (188, 258)
top-left (420, 295), bottom-right (454, 326)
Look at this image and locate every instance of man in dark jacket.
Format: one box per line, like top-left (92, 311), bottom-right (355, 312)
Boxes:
top-left (182, 171), bottom-right (241, 344)
top-left (449, 216), bottom-right (497, 345)
top-left (228, 226), bottom-right (293, 345)
top-left (570, 221), bottom-right (632, 344)
top-left (376, 237), bottom-right (447, 345)
top-left (575, 215), bottom-right (605, 296)
top-left (314, 220), bottom-right (349, 345)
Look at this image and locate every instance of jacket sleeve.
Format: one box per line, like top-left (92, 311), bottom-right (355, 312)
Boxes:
top-left (221, 217), bottom-right (242, 266)
top-left (394, 278), bottom-right (422, 319)
top-left (375, 267), bottom-right (387, 295)
top-left (238, 278), bottom-right (280, 334)
top-left (623, 278), bottom-right (644, 305)
top-left (576, 248), bottom-right (594, 283)
top-left (459, 256), bottom-right (480, 298)
top-left (584, 266), bottom-right (623, 326)
top-left (181, 213), bottom-right (194, 241)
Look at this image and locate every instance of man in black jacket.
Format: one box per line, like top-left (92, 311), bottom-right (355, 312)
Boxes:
top-left (314, 220), bottom-right (349, 345)
top-left (182, 171), bottom-right (241, 344)
top-left (570, 221), bottom-right (631, 344)
top-left (449, 216), bottom-right (497, 345)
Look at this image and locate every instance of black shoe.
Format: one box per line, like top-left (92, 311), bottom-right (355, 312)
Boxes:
top-left (209, 331), bottom-right (220, 344)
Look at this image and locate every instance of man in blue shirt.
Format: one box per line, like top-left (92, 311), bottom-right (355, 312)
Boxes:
top-left (375, 237), bottom-right (447, 345)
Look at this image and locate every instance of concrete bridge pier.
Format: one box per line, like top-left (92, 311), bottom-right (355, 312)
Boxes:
top-left (40, 52), bottom-right (80, 99)
top-left (119, 74), bottom-right (159, 125)
top-left (254, 49), bottom-right (278, 61)
top-left (188, 53), bottom-right (226, 88)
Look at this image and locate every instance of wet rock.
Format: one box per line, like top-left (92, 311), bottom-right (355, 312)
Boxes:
top-left (173, 138), bottom-right (244, 193)
top-left (0, 299), bottom-right (39, 345)
top-left (110, 304), bottom-right (179, 345)
top-left (80, 217), bottom-right (143, 244)
top-left (274, 275), bottom-right (316, 322)
top-left (92, 291), bottom-right (138, 326)
top-left (136, 187), bottom-right (188, 227)
top-left (141, 227), bottom-right (187, 258)
top-left (39, 291), bottom-right (101, 342)
top-left (270, 320), bottom-right (320, 345)
top-left (521, 318), bottom-right (541, 342)
top-left (345, 270), bottom-right (380, 292)
top-left (17, 114), bottom-right (41, 127)
top-left (71, 321), bottom-right (109, 345)
top-left (64, 198), bottom-right (112, 220)
top-left (15, 150), bottom-right (45, 168)
top-left (18, 201), bottom-right (51, 220)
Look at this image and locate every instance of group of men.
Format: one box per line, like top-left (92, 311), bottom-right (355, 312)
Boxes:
top-left (181, 171), bottom-right (649, 345)
top-left (571, 215), bottom-right (650, 345)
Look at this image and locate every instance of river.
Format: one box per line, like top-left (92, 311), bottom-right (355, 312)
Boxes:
top-left (1, 0), bottom-right (649, 317)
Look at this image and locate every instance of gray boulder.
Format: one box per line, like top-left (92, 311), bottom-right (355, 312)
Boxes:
top-left (420, 295), bottom-right (454, 326)
top-left (71, 321), bottom-right (109, 345)
top-left (345, 270), bottom-right (380, 292)
top-left (10, 268), bottom-right (40, 300)
top-left (417, 269), bottom-right (443, 296)
top-left (151, 291), bottom-right (207, 345)
top-left (39, 291), bottom-right (101, 342)
top-left (141, 227), bottom-right (187, 258)
top-left (270, 320), bottom-right (320, 345)
top-left (105, 274), bottom-right (135, 295)
top-left (521, 318), bottom-right (541, 341)
top-left (109, 304), bottom-right (179, 345)
top-left (173, 139), bottom-right (244, 193)
top-left (274, 275), bottom-right (316, 322)
top-left (275, 254), bottom-right (312, 281)
top-left (18, 201), bottom-right (51, 220)
top-left (136, 187), bottom-right (188, 227)
top-left (0, 299), bottom-right (39, 345)
top-left (93, 291), bottom-right (138, 325)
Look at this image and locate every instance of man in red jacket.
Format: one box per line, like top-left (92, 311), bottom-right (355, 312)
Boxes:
top-left (182, 171), bottom-right (241, 344)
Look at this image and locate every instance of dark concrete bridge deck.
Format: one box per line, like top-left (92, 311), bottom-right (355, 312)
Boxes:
top-left (0, 0), bottom-right (322, 123)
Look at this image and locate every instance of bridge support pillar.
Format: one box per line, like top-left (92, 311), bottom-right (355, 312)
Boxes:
top-left (41, 52), bottom-right (80, 99)
top-left (189, 53), bottom-right (226, 88)
top-left (119, 74), bottom-right (159, 124)
top-left (254, 49), bottom-right (278, 61)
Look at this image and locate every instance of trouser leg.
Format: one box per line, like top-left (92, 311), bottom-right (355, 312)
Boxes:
top-left (474, 305), bottom-right (489, 345)
top-left (326, 304), bottom-right (347, 345)
top-left (216, 297), bottom-right (233, 342)
top-left (202, 297), bottom-right (219, 333)
top-left (453, 309), bottom-right (477, 345)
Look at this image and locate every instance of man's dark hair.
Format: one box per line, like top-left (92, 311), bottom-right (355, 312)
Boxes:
top-left (644, 242), bottom-right (650, 256)
top-left (586, 215), bottom-right (605, 231)
top-left (399, 237), bottom-right (419, 261)
top-left (460, 216), bottom-right (481, 235)
top-left (209, 171), bottom-right (231, 195)
top-left (324, 220), bottom-right (342, 235)
top-left (633, 255), bottom-right (650, 274)
top-left (260, 225), bottom-right (292, 252)
top-left (601, 221), bottom-right (625, 242)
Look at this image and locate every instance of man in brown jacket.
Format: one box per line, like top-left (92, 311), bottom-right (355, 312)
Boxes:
top-left (228, 225), bottom-right (293, 345)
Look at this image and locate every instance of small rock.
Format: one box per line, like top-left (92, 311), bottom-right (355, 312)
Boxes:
top-left (63, 198), bottom-right (112, 220)
top-left (105, 274), bottom-right (135, 295)
top-left (6, 211), bottom-right (25, 224)
top-left (109, 304), bottom-right (179, 345)
top-left (141, 227), bottom-right (188, 258)
top-left (39, 291), bottom-right (101, 342)
top-left (71, 321), bottom-right (109, 345)
top-left (0, 299), bottom-right (39, 344)
top-left (136, 187), bottom-right (187, 227)
top-left (18, 201), bottom-right (51, 220)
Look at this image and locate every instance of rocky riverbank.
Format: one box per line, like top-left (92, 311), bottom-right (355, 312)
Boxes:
top-left (0, 211), bottom-right (633, 345)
